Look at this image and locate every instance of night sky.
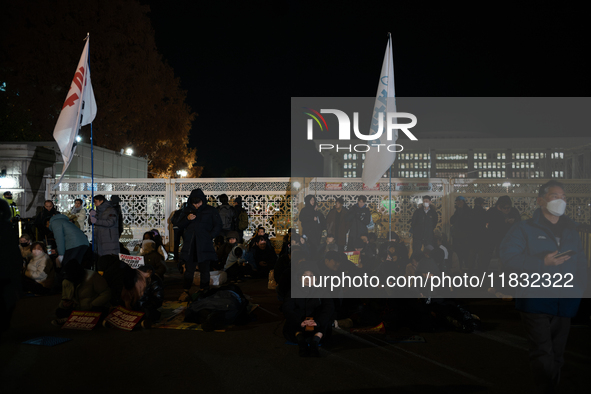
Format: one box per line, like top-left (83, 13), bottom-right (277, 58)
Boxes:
top-left (144, 2), bottom-right (588, 177)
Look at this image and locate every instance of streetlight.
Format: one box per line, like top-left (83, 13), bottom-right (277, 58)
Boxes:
top-left (177, 170), bottom-right (188, 177)
top-left (76, 135), bottom-right (82, 142)
top-left (125, 148), bottom-right (133, 156)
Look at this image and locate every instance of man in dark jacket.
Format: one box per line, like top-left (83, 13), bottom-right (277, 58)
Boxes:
top-left (217, 194), bottom-right (235, 238)
top-left (325, 197), bottom-right (349, 252)
top-left (410, 195), bottom-right (438, 253)
top-left (34, 200), bottom-right (59, 241)
top-left (485, 195), bottom-right (521, 261)
top-left (347, 195), bottom-right (371, 251)
top-left (500, 180), bottom-right (587, 394)
top-left (252, 235), bottom-right (277, 277)
top-left (472, 197), bottom-right (489, 273)
top-left (298, 195), bottom-right (324, 252)
top-left (173, 189), bottom-right (222, 299)
top-left (450, 196), bottom-right (474, 272)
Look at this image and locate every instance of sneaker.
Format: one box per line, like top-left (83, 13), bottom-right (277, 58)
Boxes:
top-left (51, 318), bottom-right (68, 326)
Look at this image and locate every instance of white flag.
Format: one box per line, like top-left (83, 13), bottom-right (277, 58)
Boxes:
top-left (53, 36), bottom-right (97, 189)
top-left (361, 34), bottom-right (396, 187)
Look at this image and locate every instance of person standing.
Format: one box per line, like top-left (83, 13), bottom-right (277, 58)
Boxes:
top-left (0, 199), bottom-right (23, 336)
top-left (347, 195), bottom-right (371, 251)
top-left (2, 191), bottom-right (20, 220)
top-left (173, 188), bottom-right (222, 300)
top-left (217, 194), bottom-right (236, 238)
top-left (298, 195), bottom-right (324, 252)
top-left (66, 198), bottom-right (87, 230)
top-left (482, 195), bottom-right (521, 271)
top-left (325, 197), bottom-right (349, 252)
top-left (500, 180), bottom-right (587, 393)
top-left (450, 196), bottom-right (474, 272)
top-left (89, 195), bottom-right (119, 258)
top-left (410, 195), bottom-right (438, 253)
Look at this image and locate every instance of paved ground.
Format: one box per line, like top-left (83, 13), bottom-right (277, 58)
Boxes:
top-left (1, 269), bottom-right (590, 394)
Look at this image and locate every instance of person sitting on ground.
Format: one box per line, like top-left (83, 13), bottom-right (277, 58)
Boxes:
top-left (184, 283), bottom-right (249, 332)
top-left (252, 235), bottom-right (277, 277)
top-left (282, 262), bottom-right (335, 357)
top-left (248, 225), bottom-right (270, 250)
top-left (52, 260), bottom-right (111, 326)
top-left (150, 229), bottom-right (168, 261)
top-left (22, 241), bottom-right (55, 295)
top-left (19, 234), bottom-right (33, 263)
top-left (216, 231), bottom-right (239, 270)
top-left (139, 239), bottom-right (167, 279)
top-left (224, 243), bottom-right (256, 280)
top-left (119, 265), bottom-right (163, 328)
top-left (317, 235), bottom-right (340, 256)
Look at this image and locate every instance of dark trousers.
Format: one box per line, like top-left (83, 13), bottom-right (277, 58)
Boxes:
top-left (521, 312), bottom-right (571, 394)
top-left (183, 260), bottom-right (211, 291)
top-left (63, 245), bottom-right (89, 265)
top-left (173, 227), bottom-right (183, 260)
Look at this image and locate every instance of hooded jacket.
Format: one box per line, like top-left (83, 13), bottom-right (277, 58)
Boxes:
top-left (94, 201), bottom-right (120, 256)
top-left (140, 240), bottom-right (167, 279)
top-left (500, 208), bottom-right (588, 317)
top-left (298, 195), bottom-right (325, 245)
top-left (25, 251), bottom-right (55, 288)
top-left (173, 189), bottom-right (222, 263)
top-left (49, 214), bottom-right (89, 255)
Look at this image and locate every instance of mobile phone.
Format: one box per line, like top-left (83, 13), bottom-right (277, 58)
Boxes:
top-left (554, 250), bottom-right (575, 259)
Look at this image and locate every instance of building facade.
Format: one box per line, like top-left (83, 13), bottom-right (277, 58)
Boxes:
top-left (316, 133), bottom-right (591, 180)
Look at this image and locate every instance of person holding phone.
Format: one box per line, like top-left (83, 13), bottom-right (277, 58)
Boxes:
top-left (500, 180), bottom-right (588, 393)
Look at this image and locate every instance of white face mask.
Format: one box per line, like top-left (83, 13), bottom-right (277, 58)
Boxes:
top-left (32, 249), bottom-right (43, 257)
top-left (423, 202), bottom-right (429, 208)
top-left (546, 199), bottom-right (566, 216)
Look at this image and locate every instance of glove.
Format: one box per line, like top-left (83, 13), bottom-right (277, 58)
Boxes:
top-left (57, 255), bottom-right (63, 264)
top-left (89, 210), bottom-right (96, 218)
top-left (90, 216), bottom-right (97, 224)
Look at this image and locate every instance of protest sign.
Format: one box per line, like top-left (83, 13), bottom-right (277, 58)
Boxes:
top-left (119, 254), bottom-right (145, 269)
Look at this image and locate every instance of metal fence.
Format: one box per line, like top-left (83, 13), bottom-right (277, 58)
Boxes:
top-left (47, 177), bottom-right (591, 250)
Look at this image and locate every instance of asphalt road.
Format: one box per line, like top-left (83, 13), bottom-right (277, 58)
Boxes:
top-left (1, 272), bottom-right (590, 394)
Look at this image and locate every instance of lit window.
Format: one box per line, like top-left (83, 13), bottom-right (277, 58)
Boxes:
top-left (560, 171), bottom-right (564, 177)
top-left (352, 171), bottom-right (356, 177)
top-left (344, 154), bottom-right (348, 160)
top-left (343, 164), bottom-right (347, 169)
top-left (362, 154), bottom-right (366, 160)
top-left (478, 171), bottom-right (482, 177)
top-left (353, 163), bottom-right (357, 169)
top-left (353, 154), bottom-right (357, 160)
top-left (474, 153), bottom-right (478, 160)
top-left (502, 171), bottom-right (505, 177)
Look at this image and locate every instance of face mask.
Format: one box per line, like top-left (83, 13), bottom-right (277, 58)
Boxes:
top-left (20, 243), bottom-right (29, 248)
top-left (32, 249), bottom-right (43, 257)
top-left (423, 202), bottom-right (429, 208)
top-left (546, 199), bottom-right (566, 216)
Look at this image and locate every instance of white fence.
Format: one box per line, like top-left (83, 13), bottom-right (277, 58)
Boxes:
top-left (47, 177), bottom-right (591, 247)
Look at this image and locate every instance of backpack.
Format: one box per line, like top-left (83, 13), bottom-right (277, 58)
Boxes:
top-left (238, 210), bottom-right (249, 231)
top-left (218, 205), bottom-right (235, 231)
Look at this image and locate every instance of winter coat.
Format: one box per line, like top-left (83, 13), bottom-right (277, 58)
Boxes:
top-left (298, 195), bottom-right (325, 246)
top-left (69, 207), bottom-right (87, 229)
top-left (94, 201), bottom-right (120, 256)
top-left (500, 208), bottom-right (588, 317)
top-left (486, 206), bottom-right (521, 248)
top-left (49, 214), bottom-right (89, 256)
top-left (25, 252), bottom-right (55, 288)
top-left (140, 241), bottom-right (167, 279)
top-left (450, 204), bottom-right (474, 246)
top-left (326, 207), bottom-right (350, 247)
top-left (348, 203), bottom-right (371, 249)
top-left (59, 269), bottom-right (111, 310)
top-left (35, 206), bottom-right (58, 230)
top-left (174, 189), bottom-right (222, 263)
top-left (472, 205), bottom-right (488, 249)
top-left (410, 205), bottom-right (438, 244)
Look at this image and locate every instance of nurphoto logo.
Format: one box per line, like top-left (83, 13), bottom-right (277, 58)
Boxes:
top-left (303, 108), bottom-right (418, 153)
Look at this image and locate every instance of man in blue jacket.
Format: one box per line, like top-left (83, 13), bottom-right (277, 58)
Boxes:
top-left (500, 180), bottom-right (587, 393)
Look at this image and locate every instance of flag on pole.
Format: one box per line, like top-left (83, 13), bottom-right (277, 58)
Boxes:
top-left (53, 35), bottom-right (97, 189)
top-left (361, 34), bottom-right (396, 187)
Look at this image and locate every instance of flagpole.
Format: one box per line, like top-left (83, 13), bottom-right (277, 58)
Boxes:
top-left (87, 32), bottom-right (96, 268)
top-left (389, 167), bottom-right (392, 241)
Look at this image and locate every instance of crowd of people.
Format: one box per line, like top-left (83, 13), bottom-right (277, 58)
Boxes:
top-left (1, 180), bottom-right (587, 392)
